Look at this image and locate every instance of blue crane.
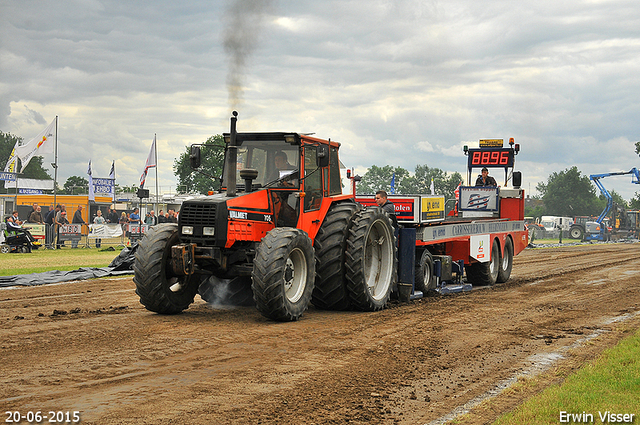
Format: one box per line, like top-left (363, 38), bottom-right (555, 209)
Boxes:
top-left (585, 168), bottom-right (640, 240)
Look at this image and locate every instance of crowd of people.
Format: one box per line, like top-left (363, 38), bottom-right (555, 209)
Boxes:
top-left (3, 203), bottom-right (180, 250)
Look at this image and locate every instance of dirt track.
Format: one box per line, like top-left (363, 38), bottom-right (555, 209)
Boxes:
top-left (1, 242), bottom-right (639, 424)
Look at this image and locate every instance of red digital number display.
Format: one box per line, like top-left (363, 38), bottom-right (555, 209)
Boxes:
top-left (468, 149), bottom-right (513, 168)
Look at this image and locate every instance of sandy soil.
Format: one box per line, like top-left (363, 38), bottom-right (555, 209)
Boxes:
top-left (1, 242), bottom-right (639, 424)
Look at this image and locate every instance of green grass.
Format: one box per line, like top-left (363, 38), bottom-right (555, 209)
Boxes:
top-left (493, 327), bottom-right (640, 424)
top-left (0, 246), bottom-right (125, 276)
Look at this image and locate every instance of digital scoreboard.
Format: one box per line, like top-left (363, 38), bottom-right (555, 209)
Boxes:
top-left (467, 148), bottom-right (515, 169)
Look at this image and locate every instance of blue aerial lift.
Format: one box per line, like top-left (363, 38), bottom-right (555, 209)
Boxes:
top-left (584, 168), bottom-right (640, 241)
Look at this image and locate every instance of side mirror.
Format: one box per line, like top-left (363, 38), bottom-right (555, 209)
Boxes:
top-left (316, 145), bottom-right (330, 168)
top-left (190, 145), bottom-right (201, 169)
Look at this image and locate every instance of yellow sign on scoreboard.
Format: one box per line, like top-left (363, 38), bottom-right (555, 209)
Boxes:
top-left (479, 139), bottom-right (504, 148)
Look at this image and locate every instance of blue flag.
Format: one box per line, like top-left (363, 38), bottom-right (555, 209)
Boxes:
top-left (390, 172), bottom-right (396, 194)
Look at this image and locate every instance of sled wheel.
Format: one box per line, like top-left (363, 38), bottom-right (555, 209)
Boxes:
top-left (1, 245), bottom-right (10, 254)
top-left (312, 201), bottom-right (361, 310)
top-left (345, 207), bottom-right (397, 311)
top-left (134, 223), bottom-right (199, 314)
top-left (252, 228), bottom-right (315, 322)
top-left (465, 238), bottom-right (501, 286)
top-left (415, 249), bottom-right (434, 293)
top-left (199, 275), bottom-right (255, 307)
top-left (497, 237), bottom-right (513, 283)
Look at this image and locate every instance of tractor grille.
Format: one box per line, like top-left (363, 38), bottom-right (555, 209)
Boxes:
top-left (180, 202), bottom-right (218, 226)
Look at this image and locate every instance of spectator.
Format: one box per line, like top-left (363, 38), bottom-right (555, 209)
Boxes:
top-left (129, 208), bottom-right (141, 224)
top-left (93, 210), bottom-right (106, 248)
top-left (107, 208), bottom-right (119, 224)
top-left (6, 210), bottom-right (22, 226)
top-left (44, 205), bottom-right (56, 224)
top-left (55, 210), bottom-right (69, 249)
top-left (119, 212), bottom-right (129, 225)
top-left (71, 205), bottom-right (86, 248)
top-left (28, 205), bottom-right (44, 224)
top-left (44, 205), bottom-right (59, 248)
top-left (157, 210), bottom-right (166, 224)
top-left (145, 210), bottom-right (157, 226)
top-left (167, 209), bottom-right (178, 223)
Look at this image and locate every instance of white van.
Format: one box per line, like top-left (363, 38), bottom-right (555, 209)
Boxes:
top-left (540, 216), bottom-right (574, 232)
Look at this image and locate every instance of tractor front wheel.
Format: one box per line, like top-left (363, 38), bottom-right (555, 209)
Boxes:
top-left (252, 228), bottom-right (315, 321)
top-left (134, 223), bottom-right (199, 314)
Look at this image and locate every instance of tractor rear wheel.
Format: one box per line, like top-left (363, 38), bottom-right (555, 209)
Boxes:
top-left (252, 228), bottom-right (315, 321)
top-left (199, 275), bottom-right (255, 307)
top-left (465, 238), bottom-right (501, 286)
top-left (345, 207), bottom-right (397, 311)
top-left (134, 223), bottom-right (199, 314)
top-left (497, 237), bottom-right (513, 283)
top-left (312, 201), bottom-right (361, 310)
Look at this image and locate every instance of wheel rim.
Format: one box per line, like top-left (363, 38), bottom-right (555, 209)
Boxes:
top-left (501, 252), bottom-right (509, 271)
top-left (489, 242), bottom-right (499, 278)
top-left (364, 219), bottom-right (394, 301)
top-left (1, 245), bottom-right (9, 254)
top-left (284, 247), bottom-right (307, 303)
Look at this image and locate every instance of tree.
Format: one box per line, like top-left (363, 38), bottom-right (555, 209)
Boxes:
top-left (173, 135), bottom-right (225, 195)
top-left (635, 141), bottom-right (640, 156)
top-left (536, 166), bottom-right (600, 216)
top-left (0, 131), bottom-right (52, 193)
top-left (355, 165), bottom-right (410, 195)
top-left (631, 192), bottom-right (640, 209)
top-left (63, 176), bottom-right (89, 195)
top-left (602, 189), bottom-right (628, 210)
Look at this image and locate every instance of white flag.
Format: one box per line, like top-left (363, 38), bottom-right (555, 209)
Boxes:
top-left (139, 135), bottom-right (157, 188)
top-left (430, 178), bottom-right (435, 195)
top-left (3, 140), bottom-right (19, 173)
top-left (109, 160), bottom-right (115, 201)
top-left (16, 117), bottom-right (56, 172)
top-left (87, 159), bottom-right (95, 201)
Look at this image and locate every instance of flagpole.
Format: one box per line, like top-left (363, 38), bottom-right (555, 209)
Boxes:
top-left (53, 116), bottom-right (59, 207)
top-left (154, 133), bottom-right (158, 215)
top-left (112, 160), bottom-right (116, 204)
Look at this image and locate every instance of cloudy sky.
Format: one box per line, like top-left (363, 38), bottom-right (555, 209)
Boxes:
top-left (2, 0), bottom-right (640, 200)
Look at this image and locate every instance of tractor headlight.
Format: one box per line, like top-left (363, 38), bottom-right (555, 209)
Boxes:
top-left (182, 226), bottom-right (194, 235)
top-left (203, 227), bottom-right (215, 236)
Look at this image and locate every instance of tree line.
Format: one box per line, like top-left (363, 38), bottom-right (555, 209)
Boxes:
top-left (2, 130), bottom-right (640, 219)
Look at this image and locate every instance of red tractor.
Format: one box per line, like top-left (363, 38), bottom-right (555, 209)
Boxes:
top-left (133, 112), bottom-right (397, 321)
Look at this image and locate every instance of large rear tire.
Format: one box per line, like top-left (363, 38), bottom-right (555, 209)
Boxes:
top-left (496, 237), bottom-right (513, 283)
top-left (312, 201), bottom-right (361, 310)
top-left (199, 275), bottom-right (255, 307)
top-left (569, 226), bottom-right (584, 240)
top-left (345, 207), bottom-right (397, 311)
top-left (465, 238), bottom-right (501, 286)
top-left (252, 228), bottom-right (315, 321)
top-left (134, 223), bottom-right (199, 314)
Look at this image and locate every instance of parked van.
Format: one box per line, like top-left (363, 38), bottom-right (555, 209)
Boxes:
top-left (539, 216), bottom-right (574, 232)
